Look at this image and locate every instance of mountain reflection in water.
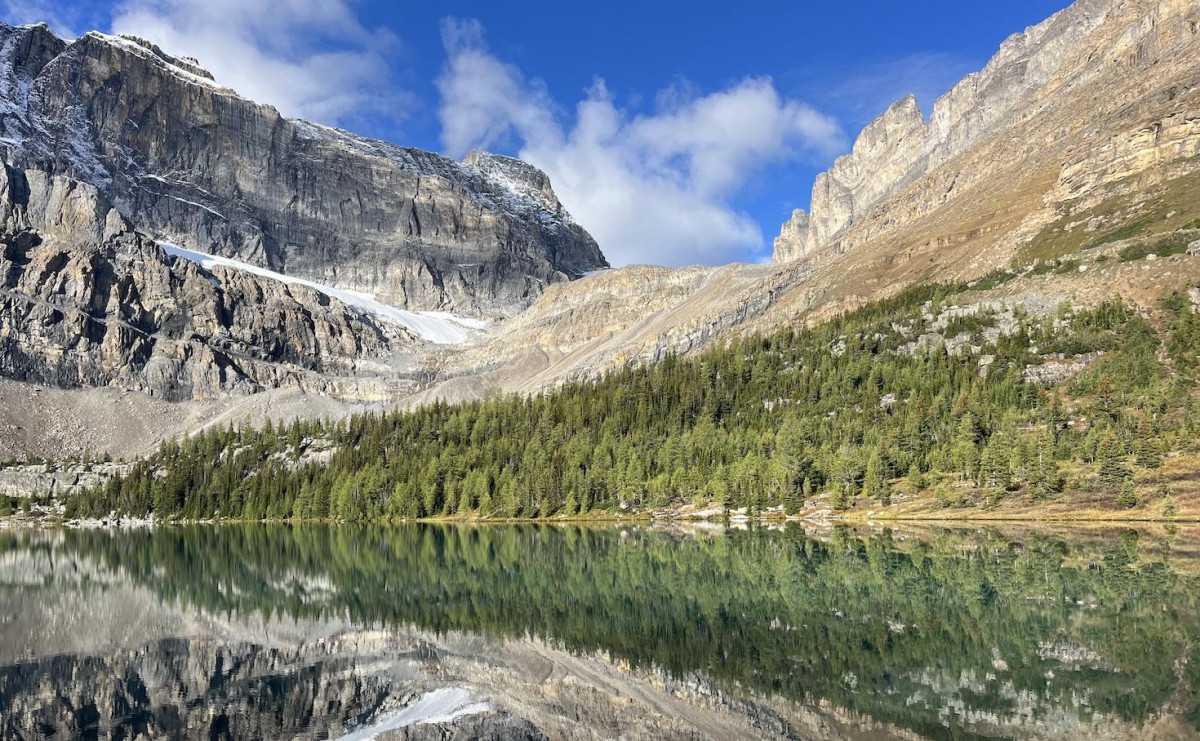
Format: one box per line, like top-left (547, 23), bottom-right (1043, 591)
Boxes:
top-left (1, 523), bottom-right (1198, 740)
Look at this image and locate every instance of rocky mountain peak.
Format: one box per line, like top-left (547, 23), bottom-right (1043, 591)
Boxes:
top-left (464, 150), bottom-right (566, 219)
top-left (773, 0), bottom-right (1128, 264)
top-left (772, 92), bottom-right (929, 263)
top-left (0, 20), bottom-right (607, 317)
top-left (89, 32), bottom-right (220, 82)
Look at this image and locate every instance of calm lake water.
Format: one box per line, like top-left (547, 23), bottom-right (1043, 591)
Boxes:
top-left (1, 523), bottom-right (1198, 740)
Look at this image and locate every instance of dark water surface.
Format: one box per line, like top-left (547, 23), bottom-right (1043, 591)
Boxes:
top-left (1, 523), bottom-right (1199, 740)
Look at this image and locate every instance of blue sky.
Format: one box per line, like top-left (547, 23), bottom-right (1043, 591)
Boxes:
top-left (7, 0), bottom-right (1070, 266)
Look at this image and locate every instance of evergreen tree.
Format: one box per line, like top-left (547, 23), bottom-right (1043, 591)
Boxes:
top-left (951, 414), bottom-right (980, 482)
top-left (1134, 419), bottom-right (1162, 469)
top-left (1097, 432), bottom-right (1130, 493)
top-left (907, 463), bottom-right (925, 493)
top-left (1116, 477), bottom-right (1138, 509)
top-left (862, 449), bottom-right (888, 505)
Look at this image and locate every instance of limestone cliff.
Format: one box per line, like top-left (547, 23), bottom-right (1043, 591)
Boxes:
top-left (0, 23), bottom-right (606, 317)
top-left (771, 0), bottom-right (1192, 263)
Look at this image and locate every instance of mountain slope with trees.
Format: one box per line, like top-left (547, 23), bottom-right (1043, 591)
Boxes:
top-left (61, 275), bottom-right (1200, 522)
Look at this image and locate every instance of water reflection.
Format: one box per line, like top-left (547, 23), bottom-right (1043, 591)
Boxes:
top-left (1, 524), bottom-right (1198, 740)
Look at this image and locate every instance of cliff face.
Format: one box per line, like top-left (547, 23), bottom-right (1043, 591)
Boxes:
top-left (773, 0), bottom-right (1196, 263)
top-left (0, 23), bottom-right (606, 317)
top-left (775, 96), bottom-right (928, 262)
top-left (0, 160), bottom-right (413, 401)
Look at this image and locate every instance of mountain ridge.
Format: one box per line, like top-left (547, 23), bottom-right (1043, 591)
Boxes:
top-left (0, 21), bottom-right (606, 318)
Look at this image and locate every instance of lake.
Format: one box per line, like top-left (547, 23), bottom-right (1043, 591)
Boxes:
top-left (1, 523), bottom-right (1198, 740)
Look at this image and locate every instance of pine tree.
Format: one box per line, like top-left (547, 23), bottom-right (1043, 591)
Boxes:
top-left (862, 449), bottom-right (888, 505)
top-left (457, 484), bottom-right (472, 516)
top-left (831, 445), bottom-right (861, 505)
top-left (907, 463), bottom-right (925, 493)
top-left (978, 433), bottom-right (1010, 490)
top-left (1030, 434), bottom-right (1061, 500)
top-left (1116, 477), bottom-right (1138, 509)
top-left (783, 478), bottom-right (803, 516)
top-left (951, 414), bottom-right (980, 481)
top-left (1096, 432), bottom-right (1130, 493)
top-left (831, 485), bottom-right (852, 511)
top-left (1134, 419), bottom-right (1162, 469)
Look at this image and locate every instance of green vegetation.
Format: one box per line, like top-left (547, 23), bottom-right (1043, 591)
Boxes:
top-left (65, 284), bottom-right (1200, 522)
top-left (969, 269), bottom-right (1018, 291)
top-left (5, 524), bottom-right (1198, 739)
top-left (1118, 235), bottom-right (1193, 262)
top-left (941, 310), bottom-right (997, 339)
top-left (1088, 218), bottom-right (1153, 249)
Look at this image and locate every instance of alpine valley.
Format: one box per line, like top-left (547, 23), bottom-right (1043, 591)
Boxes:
top-left (5, 1), bottom-right (1200, 740)
top-left (0, 0), bottom-right (1198, 522)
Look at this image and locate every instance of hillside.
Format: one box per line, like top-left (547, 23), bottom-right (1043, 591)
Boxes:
top-left (53, 277), bottom-right (1200, 523)
top-left (446, 0), bottom-right (1200, 398)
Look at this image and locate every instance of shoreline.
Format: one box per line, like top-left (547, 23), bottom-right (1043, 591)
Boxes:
top-left (4, 509), bottom-right (1200, 529)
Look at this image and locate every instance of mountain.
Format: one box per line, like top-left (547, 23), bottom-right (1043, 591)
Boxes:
top-left (0, 23), bottom-right (606, 318)
top-left (2, 0), bottom-right (1200, 466)
top-left (455, 0), bottom-right (1200, 397)
top-left (772, 0), bottom-right (1200, 265)
top-left (0, 20), bottom-right (607, 415)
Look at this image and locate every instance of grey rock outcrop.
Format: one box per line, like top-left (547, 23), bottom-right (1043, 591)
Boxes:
top-left (0, 22), bottom-right (606, 317)
top-left (0, 461), bottom-right (128, 499)
top-left (0, 159), bottom-right (412, 401)
top-left (775, 96), bottom-right (927, 262)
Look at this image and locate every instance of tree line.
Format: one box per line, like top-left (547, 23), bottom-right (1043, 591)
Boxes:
top-left (66, 283), bottom-right (1200, 521)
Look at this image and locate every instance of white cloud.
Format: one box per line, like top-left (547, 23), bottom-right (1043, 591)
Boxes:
top-left (437, 19), bottom-right (844, 267)
top-left (110, 0), bottom-right (408, 125)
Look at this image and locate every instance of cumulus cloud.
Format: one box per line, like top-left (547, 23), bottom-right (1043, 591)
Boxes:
top-left (110, 0), bottom-right (408, 125)
top-left (437, 19), bottom-right (844, 267)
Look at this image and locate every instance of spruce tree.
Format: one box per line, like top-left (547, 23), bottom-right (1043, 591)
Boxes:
top-left (1134, 419), bottom-right (1162, 469)
top-left (1116, 477), bottom-right (1138, 509)
top-left (862, 449), bottom-right (888, 505)
top-left (1096, 432), bottom-right (1130, 493)
top-left (951, 414), bottom-right (980, 482)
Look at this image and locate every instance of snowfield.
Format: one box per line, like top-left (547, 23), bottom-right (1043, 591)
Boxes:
top-left (160, 243), bottom-right (489, 344)
top-left (334, 688), bottom-right (490, 740)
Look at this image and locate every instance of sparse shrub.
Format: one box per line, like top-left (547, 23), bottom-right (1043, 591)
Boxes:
top-left (1118, 236), bottom-right (1190, 262)
top-left (1053, 259), bottom-right (1081, 275)
top-left (971, 270), bottom-right (1017, 291)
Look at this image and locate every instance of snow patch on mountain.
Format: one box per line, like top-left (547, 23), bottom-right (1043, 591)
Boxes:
top-left (160, 243), bottom-right (489, 344)
top-left (334, 688), bottom-right (490, 740)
